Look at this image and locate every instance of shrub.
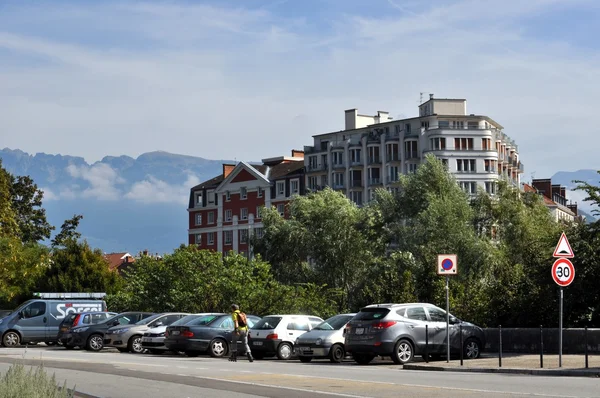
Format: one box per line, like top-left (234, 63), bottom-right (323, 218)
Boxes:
top-left (0, 363), bottom-right (74, 398)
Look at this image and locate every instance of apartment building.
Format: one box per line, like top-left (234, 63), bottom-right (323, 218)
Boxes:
top-left (523, 179), bottom-right (580, 223)
top-left (187, 150), bottom-right (305, 256)
top-left (303, 95), bottom-right (523, 205)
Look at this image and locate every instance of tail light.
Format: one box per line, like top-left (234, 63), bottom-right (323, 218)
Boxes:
top-left (72, 314), bottom-right (81, 326)
top-left (181, 331), bottom-right (194, 337)
top-left (266, 333), bottom-right (278, 340)
top-left (164, 330), bottom-right (169, 337)
top-left (372, 321), bottom-right (397, 330)
top-left (343, 325), bottom-right (351, 335)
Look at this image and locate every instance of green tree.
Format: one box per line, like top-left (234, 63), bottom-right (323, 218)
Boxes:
top-left (9, 175), bottom-right (54, 243)
top-left (0, 161), bottom-right (18, 238)
top-left (573, 171), bottom-right (600, 220)
top-left (51, 215), bottom-right (83, 247)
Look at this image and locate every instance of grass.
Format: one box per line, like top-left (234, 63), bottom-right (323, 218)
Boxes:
top-left (0, 363), bottom-right (74, 398)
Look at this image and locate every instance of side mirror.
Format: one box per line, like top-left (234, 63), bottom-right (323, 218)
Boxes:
top-left (153, 322), bottom-right (163, 327)
top-left (450, 316), bottom-right (461, 325)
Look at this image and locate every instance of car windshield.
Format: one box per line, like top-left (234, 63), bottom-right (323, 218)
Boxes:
top-left (135, 313), bottom-right (162, 325)
top-left (354, 308), bottom-right (390, 321)
top-left (171, 314), bottom-right (204, 326)
top-left (186, 315), bottom-right (220, 326)
top-left (314, 315), bottom-right (354, 330)
top-left (252, 316), bottom-right (282, 330)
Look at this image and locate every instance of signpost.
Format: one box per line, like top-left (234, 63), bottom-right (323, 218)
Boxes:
top-left (437, 255), bottom-right (458, 363)
top-left (552, 232), bottom-right (575, 368)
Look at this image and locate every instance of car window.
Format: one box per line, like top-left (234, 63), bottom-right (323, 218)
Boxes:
top-left (91, 313), bottom-right (107, 324)
top-left (22, 302), bottom-right (46, 319)
top-left (405, 307), bottom-right (427, 321)
top-left (136, 313), bottom-right (163, 325)
top-left (426, 307), bottom-right (447, 322)
top-left (117, 316), bottom-right (135, 325)
top-left (62, 313), bottom-right (78, 326)
top-left (158, 314), bottom-right (185, 326)
top-left (309, 317), bottom-right (323, 328)
top-left (314, 315), bottom-right (354, 330)
top-left (83, 314), bottom-right (91, 324)
top-left (247, 317), bottom-right (260, 328)
top-left (187, 315), bottom-right (219, 326)
top-left (396, 308), bottom-right (406, 317)
top-left (354, 308), bottom-right (390, 321)
top-left (171, 314), bottom-right (202, 326)
top-left (220, 318), bottom-right (234, 329)
top-left (252, 316), bottom-right (282, 330)
top-left (287, 319), bottom-right (309, 331)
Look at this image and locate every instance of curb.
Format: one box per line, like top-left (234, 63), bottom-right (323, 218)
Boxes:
top-left (403, 364), bottom-right (600, 378)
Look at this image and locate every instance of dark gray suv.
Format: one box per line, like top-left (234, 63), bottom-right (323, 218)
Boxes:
top-left (344, 303), bottom-right (485, 365)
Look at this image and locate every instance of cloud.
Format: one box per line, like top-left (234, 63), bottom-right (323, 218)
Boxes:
top-left (66, 163), bottom-right (124, 200)
top-left (0, 0), bottom-right (599, 177)
top-left (124, 174), bottom-right (200, 205)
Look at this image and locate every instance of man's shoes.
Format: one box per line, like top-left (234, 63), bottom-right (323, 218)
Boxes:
top-left (247, 352), bottom-right (254, 362)
top-left (228, 352), bottom-right (237, 362)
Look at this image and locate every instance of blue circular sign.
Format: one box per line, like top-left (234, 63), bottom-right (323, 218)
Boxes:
top-left (442, 258), bottom-right (454, 270)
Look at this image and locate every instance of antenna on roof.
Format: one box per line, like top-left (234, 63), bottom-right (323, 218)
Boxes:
top-left (420, 92), bottom-right (424, 104)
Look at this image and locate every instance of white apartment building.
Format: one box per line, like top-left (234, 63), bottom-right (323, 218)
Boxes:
top-left (303, 95), bottom-right (523, 205)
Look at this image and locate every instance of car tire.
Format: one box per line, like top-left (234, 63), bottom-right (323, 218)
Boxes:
top-left (186, 351), bottom-right (200, 357)
top-left (391, 339), bottom-right (414, 365)
top-left (277, 342), bottom-right (293, 360)
top-left (209, 338), bottom-right (228, 358)
top-left (463, 337), bottom-right (481, 359)
top-left (299, 356), bottom-right (312, 363)
top-left (86, 334), bottom-right (104, 352)
top-left (329, 344), bottom-right (345, 363)
top-left (128, 335), bottom-right (144, 354)
top-left (352, 353), bottom-right (375, 365)
top-left (2, 331), bottom-right (21, 347)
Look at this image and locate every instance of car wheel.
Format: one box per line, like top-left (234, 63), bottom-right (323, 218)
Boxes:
top-left (2, 331), bottom-right (21, 347)
top-left (299, 356), bottom-right (312, 363)
top-left (277, 342), bottom-right (293, 360)
top-left (209, 338), bottom-right (228, 358)
top-left (128, 335), bottom-right (144, 354)
top-left (392, 339), bottom-right (414, 365)
top-left (186, 351), bottom-right (200, 357)
top-left (464, 337), bottom-right (481, 359)
top-left (329, 344), bottom-right (345, 363)
top-left (86, 334), bottom-right (104, 352)
top-left (352, 353), bottom-right (375, 365)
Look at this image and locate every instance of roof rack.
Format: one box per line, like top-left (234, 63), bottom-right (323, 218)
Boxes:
top-left (33, 292), bottom-right (107, 299)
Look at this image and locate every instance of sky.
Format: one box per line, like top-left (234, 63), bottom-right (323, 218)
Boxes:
top-left (1, 0), bottom-right (599, 179)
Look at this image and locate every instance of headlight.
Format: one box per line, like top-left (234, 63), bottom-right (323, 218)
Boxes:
top-left (114, 328), bottom-right (130, 334)
top-left (72, 327), bottom-right (89, 333)
top-left (159, 333), bottom-right (165, 337)
top-left (316, 338), bottom-right (322, 346)
top-left (0, 319), bottom-right (3, 325)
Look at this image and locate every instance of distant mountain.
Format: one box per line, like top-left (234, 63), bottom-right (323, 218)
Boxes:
top-left (0, 148), bottom-right (232, 254)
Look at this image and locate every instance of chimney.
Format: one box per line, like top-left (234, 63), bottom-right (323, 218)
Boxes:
top-left (143, 249), bottom-right (148, 256)
top-left (560, 187), bottom-right (566, 198)
top-left (223, 164), bottom-right (236, 178)
top-left (291, 149), bottom-right (304, 159)
top-left (429, 93), bottom-right (434, 100)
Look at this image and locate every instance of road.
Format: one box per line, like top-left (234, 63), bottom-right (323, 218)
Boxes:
top-left (0, 346), bottom-right (597, 398)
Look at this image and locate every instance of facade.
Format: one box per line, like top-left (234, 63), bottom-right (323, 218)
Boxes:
top-left (303, 95), bottom-right (524, 205)
top-left (188, 150), bottom-right (305, 256)
top-left (523, 179), bottom-right (580, 223)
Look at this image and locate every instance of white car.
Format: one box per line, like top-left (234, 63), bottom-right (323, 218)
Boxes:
top-left (249, 314), bottom-right (323, 360)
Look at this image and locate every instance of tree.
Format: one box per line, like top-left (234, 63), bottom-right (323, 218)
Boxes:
top-left (0, 161), bottom-right (18, 239)
top-left (9, 175), bottom-right (54, 243)
top-left (51, 215), bottom-right (83, 247)
top-left (573, 171), bottom-right (600, 219)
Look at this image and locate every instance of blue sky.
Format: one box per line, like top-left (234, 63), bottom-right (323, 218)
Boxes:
top-left (1, 0), bottom-right (599, 181)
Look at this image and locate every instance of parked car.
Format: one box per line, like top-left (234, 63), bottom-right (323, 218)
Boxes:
top-left (105, 313), bottom-right (188, 354)
top-left (0, 296), bottom-right (107, 347)
top-left (294, 313), bottom-right (356, 363)
top-left (142, 313), bottom-right (211, 354)
top-left (345, 303), bottom-right (486, 365)
top-left (164, 313), bottom-right (260, 358)
top-left (248, 315), bottom-right (324, 360)
top-left (0, 310), bottom-right (12, 319)
top-left (66, 312), bottom-right (155, 351)
top-left (58, 311), bottom-right (117, 348)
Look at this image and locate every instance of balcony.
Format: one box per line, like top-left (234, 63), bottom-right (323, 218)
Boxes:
top-left (332, 162), bottom-right (345, 169)
top-left (368, 178), bottom-right (382, 186)
top-left (307, 163), bottom-right (327, 172)
top-left (333, 183), bottom-right (345, 190)
top-left (351, 180), bottom-right (363, 188)
top-left (386, 153), bottom-right (400, 162)
top-left (350, 160), bottom-right (363, 167)
top-left (388, 176), bottom-right (400, 183)
top-left (405, 152), bottom-right (419, 160)
top-left (484, 168), bottom-right (497, 174)
top-left (385, 131), bottom-right (401, 141)
top-left (304, 146), bottom-right (324, 154)
top-left (368, 156), bottom-right (381, 165)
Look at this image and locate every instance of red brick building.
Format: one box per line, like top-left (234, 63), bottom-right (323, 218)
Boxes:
top-left (522, 178), bottom-right (580, 223)
top-left (188, 150), bottom-right (305, 256)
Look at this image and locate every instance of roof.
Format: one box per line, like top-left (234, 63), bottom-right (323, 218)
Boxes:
top-left (191, 174), bottom-right (225, 192)
top-left (268, 160), bottom-right (305, 180)
top-left (103, 253), bottom-right (134, 271)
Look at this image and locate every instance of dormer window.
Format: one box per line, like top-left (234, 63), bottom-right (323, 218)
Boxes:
top-left (195, 192), bottom-right (203, 207)
top-left (277, 181), bottom-right (285, 197)
top-left (240, 187), bottom-right (247, 200)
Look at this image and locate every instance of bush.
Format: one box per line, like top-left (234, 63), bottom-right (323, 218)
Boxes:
top-left (0, 363), bottom-right (74, 398)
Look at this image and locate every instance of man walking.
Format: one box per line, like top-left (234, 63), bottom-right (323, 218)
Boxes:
top-left (229, 304), bottom-right (253, 362)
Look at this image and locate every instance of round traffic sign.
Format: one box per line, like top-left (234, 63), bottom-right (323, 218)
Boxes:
top-left (552, 258), bottom-right (575, 287)
top-left (442, 258), bottom-right (454, 270)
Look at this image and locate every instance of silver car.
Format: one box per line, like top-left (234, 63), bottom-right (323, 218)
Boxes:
top-left (104, 313), bottom-right (188, 353)
top-left (294, 313), bottom-right (356, 363)
top-left (345, 303), bottom-right (486, 365)
top-left (142, 313), bottom-right (207, 354)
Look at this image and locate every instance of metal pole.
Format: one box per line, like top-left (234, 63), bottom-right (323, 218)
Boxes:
top-left (446, 276), bottom-right (450, 363)
top-left (559, 288), bottom-right (563, 368)
top-left (540, 325), bottom-right (544, 368)
top-left (425, 325), bottom-right (429, 363)
top-left (460, 323), bottom-right (463, 366)
top-left (499, 325), bottom-right (502, 368)
top-left (585, 326), bottom-right (588, 369)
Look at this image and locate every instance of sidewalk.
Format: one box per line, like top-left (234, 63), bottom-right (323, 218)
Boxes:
top-left (403, 353), bottom-right (600, 377)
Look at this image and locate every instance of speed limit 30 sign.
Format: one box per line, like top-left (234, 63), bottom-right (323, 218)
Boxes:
top-left (552, 258), bottom-right (575, 287)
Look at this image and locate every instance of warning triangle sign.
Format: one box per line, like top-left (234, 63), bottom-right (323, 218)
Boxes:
top-left (553, 232), bottom-right (574, 258)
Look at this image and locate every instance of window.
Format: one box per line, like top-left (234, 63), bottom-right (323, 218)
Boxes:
top-left (456, 159), bottom-right (476, 172)
top-left (351, 149), bottom-right (361, 164)
top-left (290, 179), bottom-right (299, 194)
top-left (240, 187), bottom-right (247, 200)
top-left (277, 181), bottom-right (285, 197)
top-left (468, 121), bottom-right (479, 129)
top-left (195, 233), bottom-right (202, 245)
top-left (368, 146), bottom-right (380, 163)
top-left (459, 181), bottom-right (477, 194)
top-left (485, 182), bottom-right (497, 194)
top-left (405, 307), bottom-right (427, 321)
top-left (224, 230), bottom-right (233, 245)
top-left (407, 163), bottom-right (418, 174)
top-left (207, 190), bottom-right (215, 205)
top-left (256, 206), bottom-right (263, 219)
top-left (225, 209), bottom-right (232, 222)
top-left (308, 156), bottom-right (318, 169)
top-left (254, 227), bottom-right (264, 239)
top-left (308, 176), bottom-right (318, 190)
top-left (438, 120), bottom-right (450, 128)
top-left (240, 229), bottom-right (248, 244)
top-left (195, 192), bottom-right (203, 206)
top-left (321, 174), bottom-right (328, 186)
top-left (225, 191), bottom-right (231, 201)
top-left (405, 123), bottom-right (411, 133)
top-left (441, 159), bottom-right (449, 169)
top-left (277, 204), bottom-right (285, 216)
top-left (195, 213), bottom-right (202, 226)
top-left (208, 232), bottom-right (215, 245)
top-left (386, 143), bottom-right (399, 161)
top-left (23, 302), bottom-right (46, 319)
top-left (208, 211), bottom-right (215, 224)
top-left (333, 172), bottom-right (344, 188)
top-left (257, 187), bottom-right (263, 198)
top-left (350, 191), bottom-right (362, 206)
top-left (421, 121), bottom-right (429, 130)
top-left (452, 120), bottom-right (464, 129)
top-left (427, 307), bottom-right (447, 322)
top-left (404, 141), bottom-right (418, 159)
top-left (241, 208), bottom-right (248, 220)
top-left (388, 166), bottom-right (400, 182)
top-left (333, 151), bottom-right (343, 165)
top-left (484, 159), bottom-right (496, 172)
top-left (454, 138), bottom-right (473, 150)
top-left (430, 137), bottom-right (446, 150)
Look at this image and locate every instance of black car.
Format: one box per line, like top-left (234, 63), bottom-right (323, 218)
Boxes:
top-left (64, 311), bottom-right (154, 351)
top-left (164, 313), bottom-right (261, 357)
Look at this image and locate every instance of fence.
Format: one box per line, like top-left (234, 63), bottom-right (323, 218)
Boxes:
top-left (483, 327), bottom-right (600, 354)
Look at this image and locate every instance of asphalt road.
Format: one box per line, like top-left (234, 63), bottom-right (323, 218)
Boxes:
top-left (0, 346), bottom-right (597, 398)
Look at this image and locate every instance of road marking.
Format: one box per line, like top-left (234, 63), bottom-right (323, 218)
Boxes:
top-left (176, 366), bottom-right (189, 369)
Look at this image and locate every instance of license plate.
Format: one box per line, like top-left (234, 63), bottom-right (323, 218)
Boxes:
top-left (253, 341), bottom-right (263, 346)
top-left (296, 346), bottom-right (307, 352)
top-left (355, 328), bottom-right (364, 335)
top-left (142, 337), bottom-right (151, 342)
top-left (172, 331), bottom-right (180, 335)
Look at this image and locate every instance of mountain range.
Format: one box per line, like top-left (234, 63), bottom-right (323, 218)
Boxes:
top-left (0, 148), bottom-right (597, 254)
